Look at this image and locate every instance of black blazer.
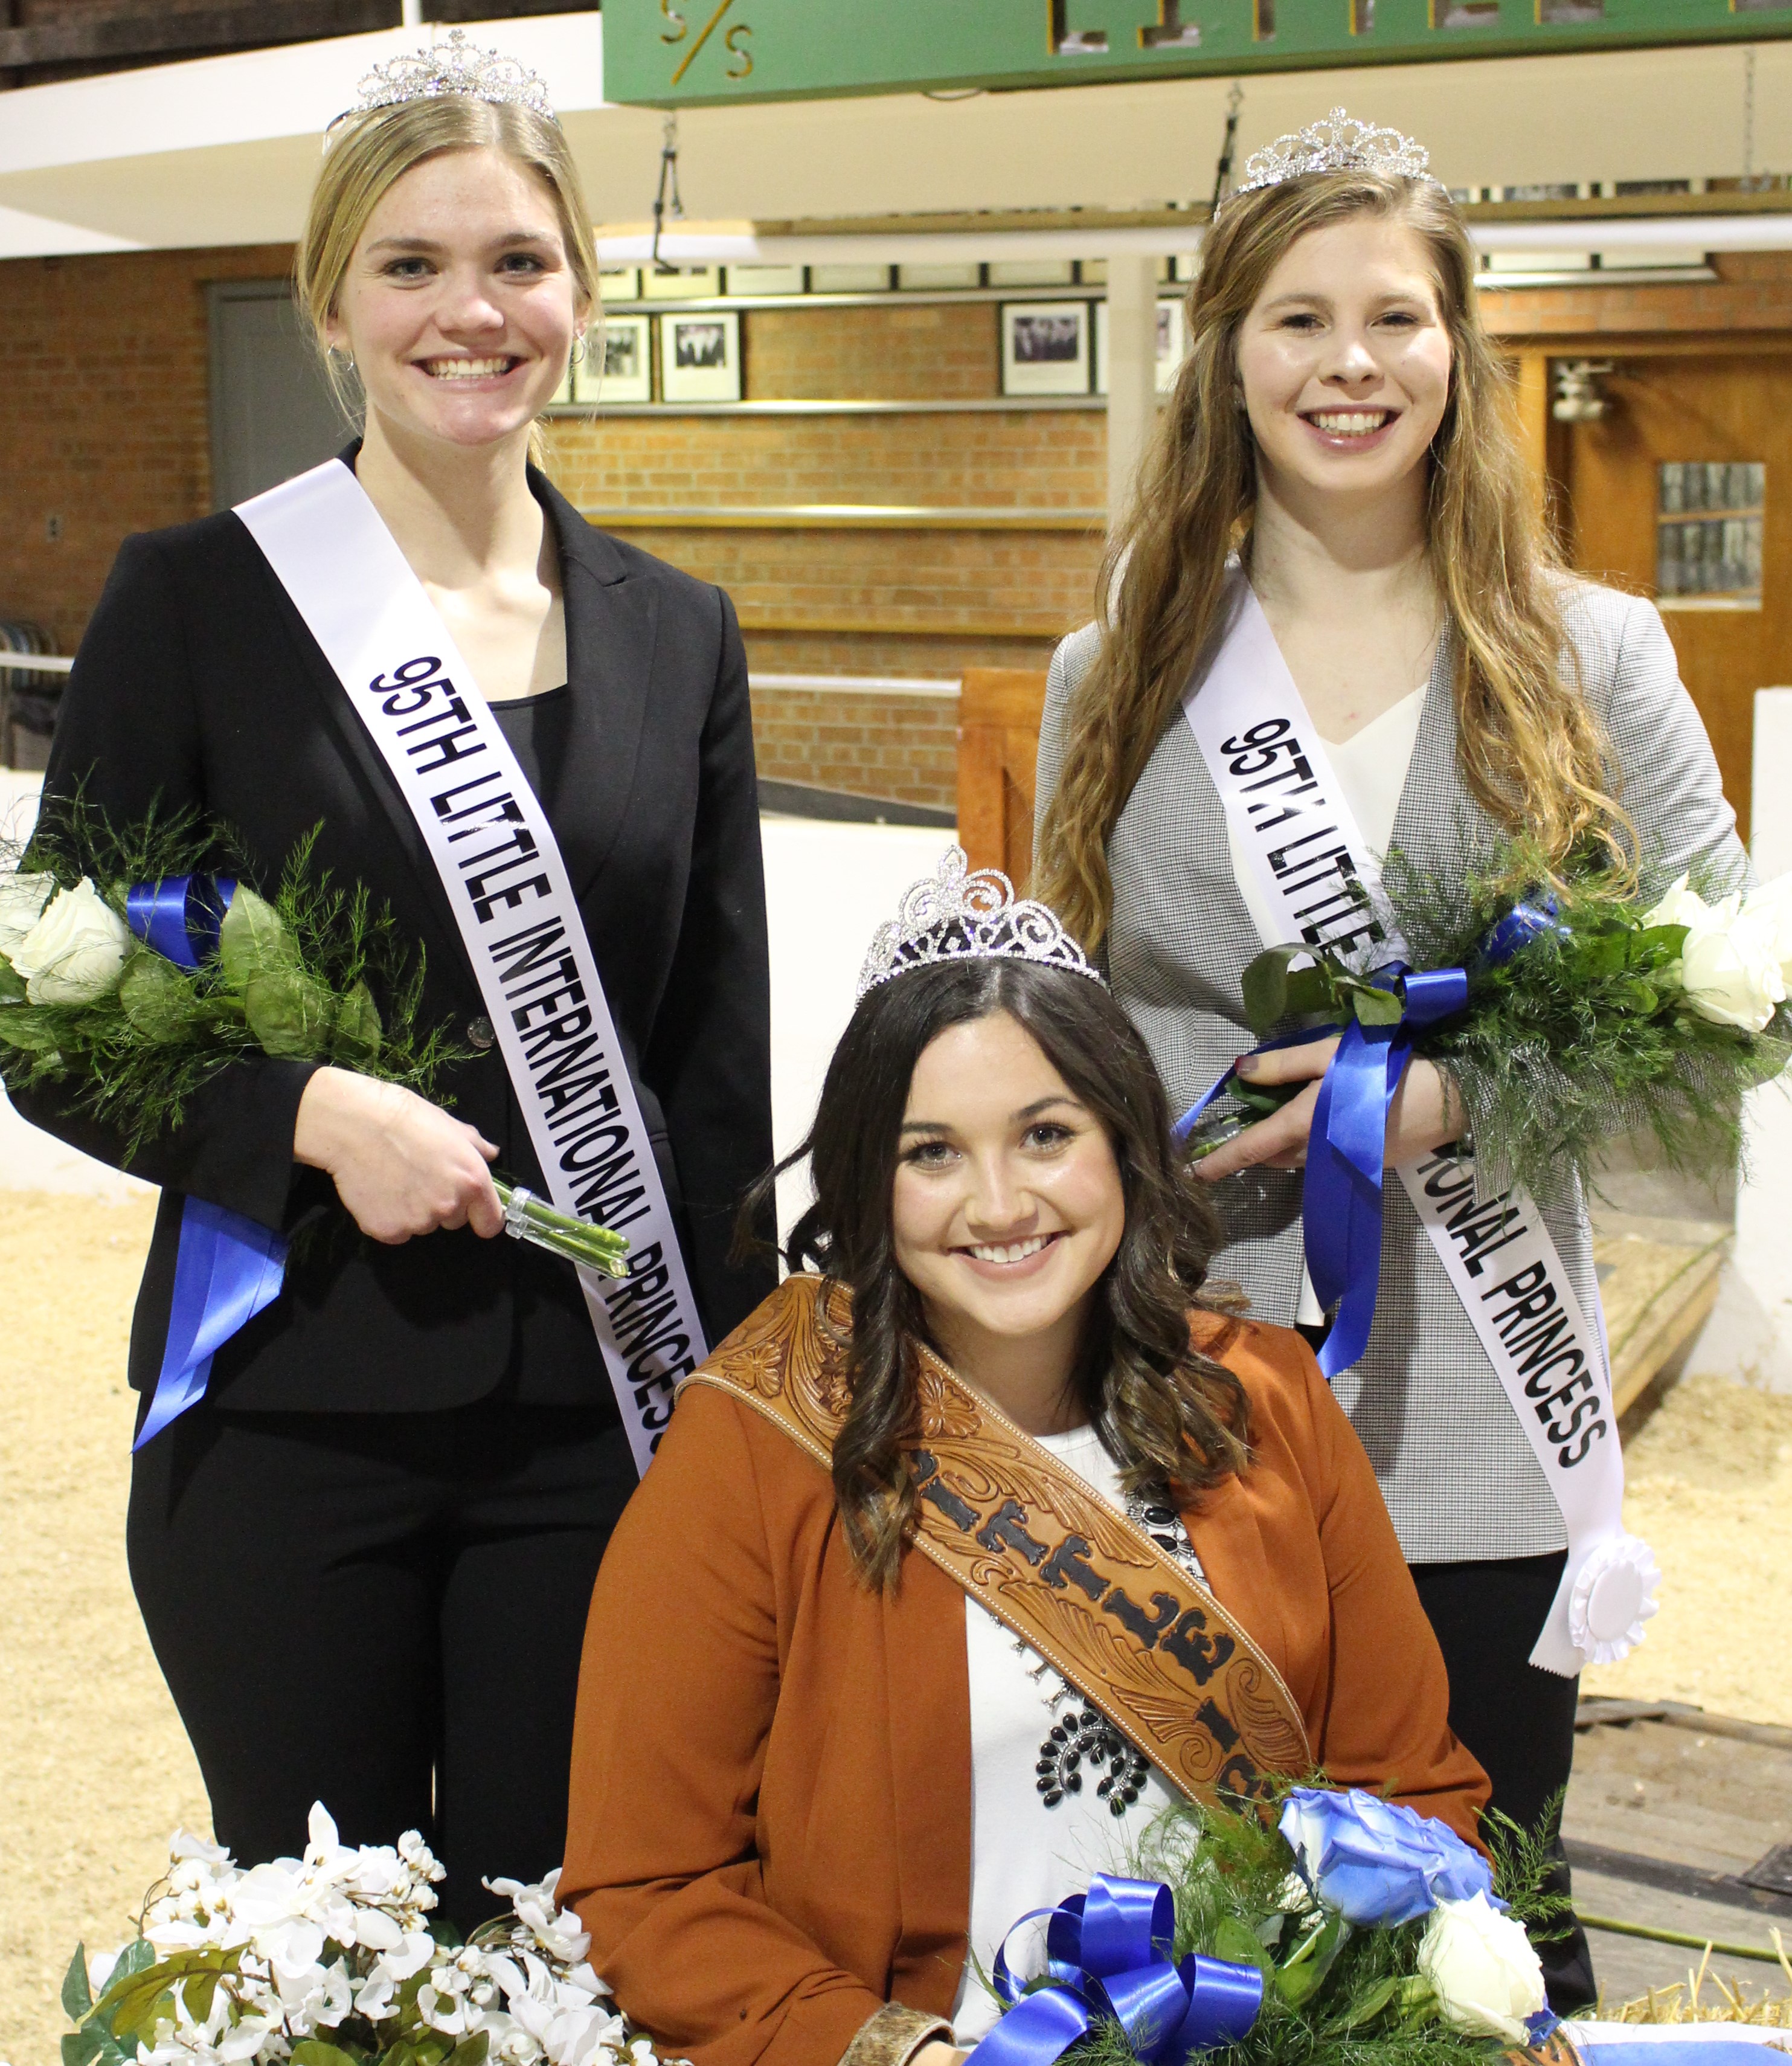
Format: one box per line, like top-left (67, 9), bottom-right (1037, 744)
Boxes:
top-left (19, 460), bottom-right (775, 1415)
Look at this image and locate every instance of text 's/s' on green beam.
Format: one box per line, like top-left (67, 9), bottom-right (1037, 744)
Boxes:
top-left (610, 1), bottom-right (1792, 109)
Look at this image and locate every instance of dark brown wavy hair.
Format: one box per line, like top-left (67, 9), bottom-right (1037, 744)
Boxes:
top-left (1034, 169), bottom-right (1632, 951)
top-left (742, 958), bottom-right (1251, 1587)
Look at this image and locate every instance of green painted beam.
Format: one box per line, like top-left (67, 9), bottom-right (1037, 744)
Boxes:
top-left (609, 0), bottom-right (1792, 109)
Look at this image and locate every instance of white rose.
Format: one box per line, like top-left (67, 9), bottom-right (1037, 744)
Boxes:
top-left (1743, 873), bottom-right (1792, 987)
top-left (1643, 871), bottom-right (1709, 931)
top-left (1416, 1892), bottom-right (1546, 2042)
top-left (0, 870), bottom-right (56, 959)
top-left (9, 878), bottom-right (133, 1003)
top-left (1677, 895), bottom-right (1785, 1032)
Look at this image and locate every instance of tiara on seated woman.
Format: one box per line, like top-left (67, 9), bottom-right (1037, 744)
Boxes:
top-left (856, 846), bottom-right (1103, 1000)
top-left (1225, 107), bottom-right (1444, 209)
top-left (341, 28), bottom-right (554, 124)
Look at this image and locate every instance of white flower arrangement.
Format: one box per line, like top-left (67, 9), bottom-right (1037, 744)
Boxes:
top-left (7, 874), bottom-right (133, 1004)
top-left (63, 1805), bottom-right (678, 2066)
top-left (1644, 874), bottom-right (1791, 1034)
top-left (1415, 1889), bottom-right (1549, 2044)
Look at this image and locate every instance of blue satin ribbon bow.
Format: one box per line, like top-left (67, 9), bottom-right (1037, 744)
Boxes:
top-left (124, 871), bottom-right (237, 971)
top-left (1171, 966), bottom-right (1466, 1382)
top-left (122, 870), bottom-right (289, 1450)
top-left (1172, 896), bottom-right (1567, 1382)
top-left (965, 1875), bottom-right (1264, 2066)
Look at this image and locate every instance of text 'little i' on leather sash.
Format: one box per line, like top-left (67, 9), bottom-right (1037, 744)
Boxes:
top-left (686, 1276), bottom-right (1311, 1810)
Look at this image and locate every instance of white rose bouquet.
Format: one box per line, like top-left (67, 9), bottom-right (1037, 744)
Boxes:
top-left (0, 799), bottom-right (626, 1278)
top-left (1026, 1784), bottom-right (1566, 2066)
top-left (62, 1804), bottom-right (676, 2066)
top-left (1198, 836), bottom-right (1792, 1206)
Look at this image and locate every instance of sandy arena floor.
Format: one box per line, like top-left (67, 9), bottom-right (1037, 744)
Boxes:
top-left (2, 1192), bottom-right (1790, 2063)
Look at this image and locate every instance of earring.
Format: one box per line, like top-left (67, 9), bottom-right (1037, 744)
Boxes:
top-left (568, 336), bottom-right (586, 367)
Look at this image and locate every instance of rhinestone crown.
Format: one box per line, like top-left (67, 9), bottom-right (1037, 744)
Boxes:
top-left (856, 846), bottom-right (1103, 1001)
top-left (342, 28), bottom-right (554, 125)
top-left (1228, 106), bottom-right (1441, 209)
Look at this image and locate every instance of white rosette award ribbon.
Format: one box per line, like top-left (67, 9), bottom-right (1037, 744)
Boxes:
top-left (236, 458), bottom-right (707, 1476)
top-left (1178, 569), bottom-right (1657, 1675)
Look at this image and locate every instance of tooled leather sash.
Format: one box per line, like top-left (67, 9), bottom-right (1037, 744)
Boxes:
top-left (684, 1277), bottom-right (1311, 1809)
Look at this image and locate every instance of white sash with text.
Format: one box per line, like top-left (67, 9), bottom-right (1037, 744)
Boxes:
top-left (1182, 569), bottom-right (1653, 1675)
top-left (237, 458), bottom-right (705, 1476)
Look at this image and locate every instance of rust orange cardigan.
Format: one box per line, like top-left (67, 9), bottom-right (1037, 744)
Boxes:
top-left (562, 1281), bottom-right (1489, 2066)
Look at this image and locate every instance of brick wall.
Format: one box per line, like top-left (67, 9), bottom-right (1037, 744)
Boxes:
top-left (541, 304), bottom-right (1106, 692)
top-left (750, 686), bottom-right (959, 809)
top-left (743, 301), bottom-right (999, 402)
top-left (542, 390), bottom-right (1106, 510)
top-left (0, 243), bottom-right (297, 653)
top-left (11, 242), bottom-right (1792, 806)
top-left (1484, 250), bottom-right (1792, 341)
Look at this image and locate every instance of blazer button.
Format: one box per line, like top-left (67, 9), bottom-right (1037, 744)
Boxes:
top-left (467, 1015), bottom-right (496, 1050)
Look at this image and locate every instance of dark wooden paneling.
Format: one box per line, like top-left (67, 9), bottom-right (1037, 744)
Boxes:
top-left (957, 667), bottom-right (1047, 888)
top-left (1558, 354), bottom-right (1792, 849)
top-left (0, 0), bottom-right (596, 78)
top-left (0, 0), bottom-right (397, 71)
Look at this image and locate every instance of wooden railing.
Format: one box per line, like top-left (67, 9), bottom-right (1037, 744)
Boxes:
top-left (956, 667), bottom-right (1047, 887)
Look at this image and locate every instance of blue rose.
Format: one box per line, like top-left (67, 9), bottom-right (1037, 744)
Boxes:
top-left (1277, 1788), bottom-right (1495, 1928)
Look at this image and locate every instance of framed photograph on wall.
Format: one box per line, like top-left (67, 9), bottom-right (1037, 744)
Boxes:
top-left (658, 309), bottom-right (741, 402)
top-left (1001, 301), bottom-right (1090, 396)
top-left (574, 314), bottom-right (652, 404)
top-left (1093, 296), bottom-right (1189, 397)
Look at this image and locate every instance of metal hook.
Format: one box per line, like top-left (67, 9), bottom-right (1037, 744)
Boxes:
top-left (650, 110), bottom-right (686, 275)
top-left (1211, 81), bottom-right (1244, 217)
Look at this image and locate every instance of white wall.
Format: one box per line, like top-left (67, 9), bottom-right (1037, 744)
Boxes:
top-left (761, 819), bottom-right (955, 1244)
top-left (0, 769), bottom-right (954, 1233)
top-left (1682, 689), bottom-right (1792, 1392)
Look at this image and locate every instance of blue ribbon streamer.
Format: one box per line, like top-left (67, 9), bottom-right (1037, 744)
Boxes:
top-left (965, 1875), bottom-right (1264, 2066)
top-left (1302, 964), bottom-right (1467, 1378)
top-left (124, 872), bottom-right (237, 971)
top-left (121, 873), bottom-right (283, 1449)
top-left (133, 1197), bottom-right (288, 1451)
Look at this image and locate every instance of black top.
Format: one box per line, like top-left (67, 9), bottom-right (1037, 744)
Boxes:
top-left (18, 459), bottom-right (775, 1417)
top-left (492, 683), bottom-right (571, 809)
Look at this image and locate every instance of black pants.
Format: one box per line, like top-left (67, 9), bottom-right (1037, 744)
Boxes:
top-left (128, 1397), bottom-right (634, 1923)
top-left (1409, 1551), bottom-right (1596, 2015)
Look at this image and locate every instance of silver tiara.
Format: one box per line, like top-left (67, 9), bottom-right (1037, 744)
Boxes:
top-left (855, 846), bottom-right (1103, 1001)
top-left (343, 28), bottom-right (554, 124)
top-left (1228, 107), bottom-right (1441, 208)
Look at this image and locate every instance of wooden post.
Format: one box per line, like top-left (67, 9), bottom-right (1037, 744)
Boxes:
top-left (956, 668), bottom-right (1049, 886)
top-left (1513, 350), bottom-right (1552, 524)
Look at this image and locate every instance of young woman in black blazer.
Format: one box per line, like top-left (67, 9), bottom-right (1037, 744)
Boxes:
top-left (16, 50), bottom-right (772, 1914)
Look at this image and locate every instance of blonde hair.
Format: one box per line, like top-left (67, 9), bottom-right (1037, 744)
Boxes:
top-left (1033, 170), bottom-right (1631, 951)
top-left (295, 95), bottom-right (602, 463)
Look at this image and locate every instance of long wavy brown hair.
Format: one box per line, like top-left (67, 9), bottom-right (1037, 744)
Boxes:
top-left (1034, 169), bottom-right (1631, 951)
top-left (742, 959), bottom-right (1251, 1588)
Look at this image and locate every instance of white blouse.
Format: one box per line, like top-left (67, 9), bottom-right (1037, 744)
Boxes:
top-left (950, 1424), bottom-right (1185, 2044)
top-left (1225, 681), bottom-right (1428, 1325)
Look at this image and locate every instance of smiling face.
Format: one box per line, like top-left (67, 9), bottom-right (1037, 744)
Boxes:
top-left (1235, 210), bottom-right (1453, 512)
top-left (324, 143), bottom-right (584, 457)
top-left (890, 1009), bottom-right (1126, 1398)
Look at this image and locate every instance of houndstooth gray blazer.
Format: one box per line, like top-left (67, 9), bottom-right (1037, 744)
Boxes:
top-left (1036, 582), bottom-right (1745, 1562)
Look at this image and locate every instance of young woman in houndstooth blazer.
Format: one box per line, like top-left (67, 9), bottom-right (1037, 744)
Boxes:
top-left (1033, 142), bottom-right (1742, 2012)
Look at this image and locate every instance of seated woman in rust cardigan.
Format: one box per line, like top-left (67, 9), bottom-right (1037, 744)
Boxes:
top-left (562, 848), bottom-right (1489, 2066)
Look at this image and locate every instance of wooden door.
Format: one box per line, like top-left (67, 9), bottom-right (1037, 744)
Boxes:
top-left (1556, 351), bottom-right (1792, 849)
